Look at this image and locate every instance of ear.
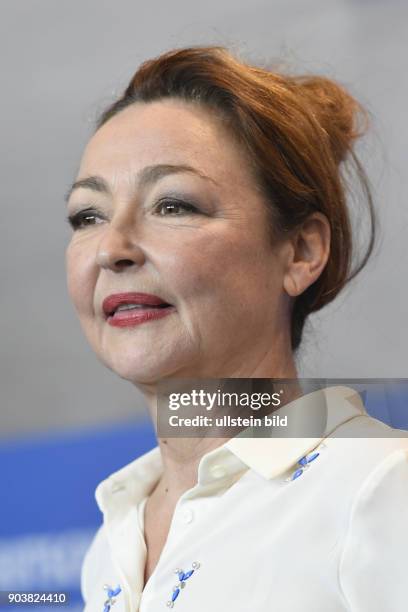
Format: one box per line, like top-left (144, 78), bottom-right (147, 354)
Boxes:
top-left (282, 212), bottom-right (331, 297)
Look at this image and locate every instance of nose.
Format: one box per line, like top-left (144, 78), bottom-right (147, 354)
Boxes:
top-left (96, 224), bottom-right (146, 272)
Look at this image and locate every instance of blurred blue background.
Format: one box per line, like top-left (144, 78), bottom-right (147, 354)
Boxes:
top-left (0, 419), bottom-right (156, 612)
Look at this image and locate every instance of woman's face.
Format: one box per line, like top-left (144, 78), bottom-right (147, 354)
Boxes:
top-left (65, 99), bottom-right (291, 385)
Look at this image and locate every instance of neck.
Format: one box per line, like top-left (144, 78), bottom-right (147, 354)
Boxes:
top-left (138, 347), bottom-right (299, 501)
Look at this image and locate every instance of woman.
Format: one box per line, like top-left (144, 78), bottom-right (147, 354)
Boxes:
top-left (65, 47), bottom-right (408, 611)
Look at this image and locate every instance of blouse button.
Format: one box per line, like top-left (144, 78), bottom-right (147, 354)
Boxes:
top-left (210, 464), bottom-right (226, 479)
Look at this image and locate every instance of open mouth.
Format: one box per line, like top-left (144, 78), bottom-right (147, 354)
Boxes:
top-left (102, 293), bottom-right (176, 327)
top-left (107, 302), bottom-right (172, 319)
top-left (107, 302), bottom-right (171, 318)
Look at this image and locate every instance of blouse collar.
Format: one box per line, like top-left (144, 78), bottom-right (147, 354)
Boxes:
top-left (95, 385), bottom-right (367, 514)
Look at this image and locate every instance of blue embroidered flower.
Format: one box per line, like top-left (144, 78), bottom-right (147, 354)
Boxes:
top-left (286, 443), bottom-right (326, 482)
top-left (166, 562), bottom-right (200, 607)
top-left (103, 584), bottom-right (121, 612)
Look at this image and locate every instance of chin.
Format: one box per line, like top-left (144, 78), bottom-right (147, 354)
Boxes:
top-left (99, 348), bottom-right (189, 386)
top-left (87, 320), bottom-right (199, 384)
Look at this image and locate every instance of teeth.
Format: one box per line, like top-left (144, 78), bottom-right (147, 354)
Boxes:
top-left (109, 302), bottom-right (169, 315)
top-left (115, 304), bottom-right (148, 312)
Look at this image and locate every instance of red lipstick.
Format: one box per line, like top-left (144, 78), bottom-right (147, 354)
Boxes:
top-left (102, 292), bottom-right (175, 328)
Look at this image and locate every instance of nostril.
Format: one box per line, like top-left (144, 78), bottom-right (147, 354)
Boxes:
top-left (96, 242), bottom-right (146, 270)
top-left (114, 259), bottom-right (136, 269)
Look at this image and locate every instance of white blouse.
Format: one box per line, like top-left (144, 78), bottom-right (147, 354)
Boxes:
top-left (81, 386), bottom-right (408, 612)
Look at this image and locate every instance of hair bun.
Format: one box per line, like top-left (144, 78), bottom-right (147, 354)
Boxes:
top-left (293, 75), bottom-right (368, 165)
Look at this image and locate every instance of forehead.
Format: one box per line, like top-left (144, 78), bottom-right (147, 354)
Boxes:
top-left (78, 99), bottom-right (255, 191)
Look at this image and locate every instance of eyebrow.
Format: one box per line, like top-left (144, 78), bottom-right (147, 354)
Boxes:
top-left (64, 163), bottom-right (218, 203)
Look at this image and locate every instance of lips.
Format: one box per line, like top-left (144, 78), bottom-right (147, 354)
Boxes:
top-left (102, 292), bottom-right (171, 318)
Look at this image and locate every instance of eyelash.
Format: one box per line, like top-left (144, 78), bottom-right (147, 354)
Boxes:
top-left (66, 200), bottom-right (199, 230)
top-left (66, 207), bottom-right (105, 230)
top-left (155, 199), bottom-right (199, 217)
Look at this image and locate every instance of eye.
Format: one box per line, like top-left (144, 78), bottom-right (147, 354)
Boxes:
top-left (66, 208), bottom-right (106, 230)
top-left (154, 199), bottom-right (199, 216)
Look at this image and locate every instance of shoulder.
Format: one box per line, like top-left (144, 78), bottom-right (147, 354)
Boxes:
top-left (303, 416), bottom-right (408, 529)
top-left (324, 414), bottom-right (408, 484)
top-left (337, 444), bottom-right (408, 610)
top-left (326, 417), bottom-right (408, 610)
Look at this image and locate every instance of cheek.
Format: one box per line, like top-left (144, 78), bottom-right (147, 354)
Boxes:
top-left (154, 227), bottom-right (275, 307)
top-left (65, 239), bottom-right (97, 314)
